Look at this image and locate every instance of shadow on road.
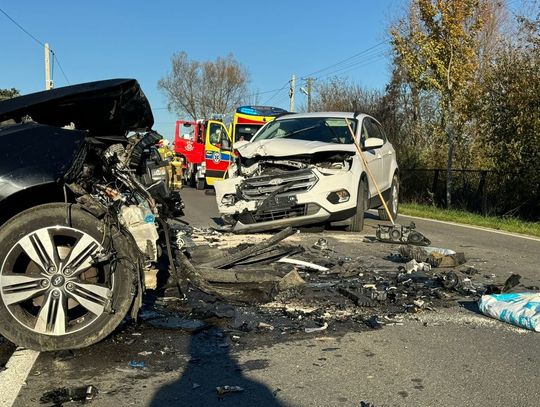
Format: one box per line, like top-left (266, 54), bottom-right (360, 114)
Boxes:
top-left (458, 300), bottom-right (483, 315)
top-left (149, 326), bottom-right (286, 407)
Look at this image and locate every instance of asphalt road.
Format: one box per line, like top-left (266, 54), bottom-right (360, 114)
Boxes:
top-left (3, 187), bottom-right (540, 407)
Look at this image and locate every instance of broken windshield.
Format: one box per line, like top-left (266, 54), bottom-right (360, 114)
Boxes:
top-left (252, 117), bottom-right (356, 144)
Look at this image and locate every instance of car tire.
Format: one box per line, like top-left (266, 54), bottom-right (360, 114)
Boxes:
top-left (196, 178), bottom-right (205, 190)
top-left (378, 175), bottom-right (399, 221)
top-left (0, 203), bottom-right (135, 351)
top-left (347, 178), bottom-right (367, 232)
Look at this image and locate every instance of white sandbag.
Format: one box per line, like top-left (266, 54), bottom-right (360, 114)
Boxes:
top-left (478, 292), bottom-right (540, 332)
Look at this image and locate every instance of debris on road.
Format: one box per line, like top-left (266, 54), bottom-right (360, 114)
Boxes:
top-left (40, 385), bottom-right (98, 404)
top-left (375, 222), bottom-right (431, 246)
top-left (277, 257), bottom-right (330, 271)
top-left (502, 274), bottom-right (522, 292)
top-left (216, 385), bottom-right (245, 396)
top-left (479, 292), bottom-right (540, 331)
top-left (136, 224), bottom-right (536, 339)
top-left (305, 322), bottom-right (329, 333)
top-left (399, 245), bottom-right (466, 268)
top-left (128, 361), bottom-right (145, 369)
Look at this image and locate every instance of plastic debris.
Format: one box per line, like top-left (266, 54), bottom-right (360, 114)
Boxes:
top-left (503, 274), bottom-right (522, 292)
top-left (376, 222), bottom-right (431, 246)
top-left (305, 322), bottom-right (329, 333)
top-left (128, 360), bottom-right (145, 369)
top-left (278, 257), bottom-right (329, 271)
top-left (312, 238), bottom-right (329, 251)
top-left (404, 259), bottom-right (431, 273)
top-left (399, 245), bottom-right (466, 267)
top-left (216, 385), bottom-right (245, 396)
top-left (40, 385), bottom-right (98, 404)
top-left (278, 269), bottom-right (306, 290)
top-left (257, 322), bottom-right (275, 331)
top-left (478, 292), bottom-right (540, 331)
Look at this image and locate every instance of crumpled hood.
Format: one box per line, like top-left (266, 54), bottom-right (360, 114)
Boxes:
top-left (0, 79), bottom-right (153, 137)
top-left (237, 138), bottom-right (356, 158)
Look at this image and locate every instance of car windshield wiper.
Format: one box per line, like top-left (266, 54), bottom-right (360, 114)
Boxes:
top-left (324, 121), bottom-right (342, 143)
top-left (280, 124), bottom-right (320, 139)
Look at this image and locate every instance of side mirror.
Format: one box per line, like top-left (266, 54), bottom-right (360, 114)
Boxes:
top-left (363, 137), bottom-right (384, 150)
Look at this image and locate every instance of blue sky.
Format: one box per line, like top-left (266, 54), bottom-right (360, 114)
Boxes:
top-left (1, 0), bottom-right (403, 138)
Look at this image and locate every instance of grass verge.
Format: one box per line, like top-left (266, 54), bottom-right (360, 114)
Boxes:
top-left (399, 203), bottom-right (540, 238)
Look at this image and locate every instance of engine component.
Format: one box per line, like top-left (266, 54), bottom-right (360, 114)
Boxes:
top-left (119, 205), bottom-right (159, 261)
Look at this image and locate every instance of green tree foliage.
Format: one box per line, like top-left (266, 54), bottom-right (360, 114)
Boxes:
top-left (158, 52), bottom-right (249, 120)
top-left (475, 13), bottom-right (540, 217)
top-left (0, 88), bottom-right (20, 101)
top-left (390, 0), bottom-right (485, 206)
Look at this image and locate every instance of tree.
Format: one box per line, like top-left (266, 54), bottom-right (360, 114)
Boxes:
top-left (390, 0), bottom-right (485, 207)
top-left (310, 76), bottom-right (383, 114)
top-left (0, 88), bottom-right (20, 101)
top-left (158, 52), bottom-right (250, 120)
top-left (474, 10), bottom-right (540, 219)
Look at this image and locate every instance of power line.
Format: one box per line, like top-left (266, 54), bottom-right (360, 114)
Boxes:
top-left (0, 7), bottom-right (45, 47)
top-left (263, 81), bottom-right (290, 104)
top-left (0, 6), bottom-right (70, 85)
top-left (51, 51), bottom-right (70, 84)
top-left (300, 41), bottom-right (386, 79)
top-left (314, 51), bottom-right (386, 80)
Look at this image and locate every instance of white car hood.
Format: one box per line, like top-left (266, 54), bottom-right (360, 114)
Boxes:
top-left (237, 138), bottom-right (356, 158)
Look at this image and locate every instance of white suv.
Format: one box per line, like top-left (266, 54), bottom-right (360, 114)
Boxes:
top-left (214, 112), bottom-right (399, 232)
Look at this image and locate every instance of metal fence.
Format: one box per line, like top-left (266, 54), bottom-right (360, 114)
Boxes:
top-left (399, 168), bottom-right (539, 221)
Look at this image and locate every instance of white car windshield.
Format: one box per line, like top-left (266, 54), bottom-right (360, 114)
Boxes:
top-left (252, 117), bottom-right (356, 144)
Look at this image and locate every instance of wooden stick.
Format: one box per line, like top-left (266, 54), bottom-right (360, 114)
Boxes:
top-left (345, 118), bottom-right (395, 225)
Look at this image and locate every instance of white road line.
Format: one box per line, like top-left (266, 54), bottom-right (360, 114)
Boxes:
top-left (0, 348), bottom-right (40, 407)
top-left (378, 211), bottom-right (540, 242)
top-left (400, 214), bottom-right (540, 241)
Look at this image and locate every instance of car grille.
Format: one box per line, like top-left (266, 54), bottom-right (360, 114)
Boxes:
top-left (241, 169), bottom-right (318, 200)
top-left (254, 204), bottom-right (307, 222)
top-left (237, 203), bottom-right (321, 224)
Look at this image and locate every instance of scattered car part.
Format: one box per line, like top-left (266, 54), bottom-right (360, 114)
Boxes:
top-left (376, 222), bottom-right (431, 246)
top-left (502, 273), bottom-right (522, 292)
top-left (305, 322), bottom-right (329, 333)
top-left (40, 385), bottom-right (98, 404)
top-left (277, 257), bottom-right (329, 271)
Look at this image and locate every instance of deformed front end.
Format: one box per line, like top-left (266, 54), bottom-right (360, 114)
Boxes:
top-left (215, 139), bottom-right (361, 232)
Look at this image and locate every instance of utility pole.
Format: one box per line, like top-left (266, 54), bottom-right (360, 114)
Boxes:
top-left (44, 43), bottom-right (53, 90)
top-left (306, 78), bottom-right (313, 112)
top-left (289, 74), bottom-right (295, 112)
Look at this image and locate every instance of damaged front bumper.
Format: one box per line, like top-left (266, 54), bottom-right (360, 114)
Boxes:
top-left (215, 168), bottom-right (359, 232)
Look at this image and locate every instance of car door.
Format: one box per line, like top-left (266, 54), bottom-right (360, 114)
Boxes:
top-left (204, 120), bottom-right (233, 185)
top-left (360, 118), bottom-right (384, 197)
top-left (367, 118), bottom-right (393, 192)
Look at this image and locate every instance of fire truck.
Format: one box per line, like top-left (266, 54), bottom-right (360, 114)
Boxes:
top-left (174, 119), bottom-right (231, 189)
top-left (173, 106), bottom-right (287, 189)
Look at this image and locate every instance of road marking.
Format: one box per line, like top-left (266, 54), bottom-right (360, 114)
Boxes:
top-left (0, 348), bottom-right (40, 407)
top-left (390, 212), bottom-right (540, 242)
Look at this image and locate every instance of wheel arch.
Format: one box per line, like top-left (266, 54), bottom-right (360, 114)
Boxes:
top-left (0, 182), bottom-right (67, 227)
